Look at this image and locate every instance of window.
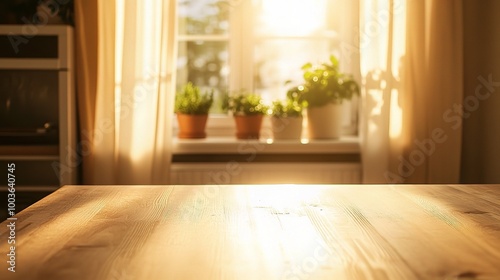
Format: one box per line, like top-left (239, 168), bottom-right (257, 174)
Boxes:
top-left (176, 0), bottom-right (360, 134)
top-left (177, 0), bottom-right (229, 113)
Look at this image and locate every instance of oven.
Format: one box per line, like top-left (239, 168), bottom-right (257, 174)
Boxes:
top-left (0, 25), bottom-right (77, 186)
top-left (0, 25), bottom-right (74, 145)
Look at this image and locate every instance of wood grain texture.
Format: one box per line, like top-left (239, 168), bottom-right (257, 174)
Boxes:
top-left (1, 184), bottom-right (500, 280)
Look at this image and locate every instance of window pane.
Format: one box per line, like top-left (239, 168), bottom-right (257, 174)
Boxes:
top-left (178, 0), bottom-right (229, 35)
top-left (254, 39), bottom-right (339, 102)
top-left (177, 41), bottom-right (229, 113)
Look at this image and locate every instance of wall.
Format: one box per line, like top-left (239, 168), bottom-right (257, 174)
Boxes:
top-left (461, 0), bottom-right (500, 183)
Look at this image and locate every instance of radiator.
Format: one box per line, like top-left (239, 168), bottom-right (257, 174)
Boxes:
top-left (170, 163), bottom-right (361, 185)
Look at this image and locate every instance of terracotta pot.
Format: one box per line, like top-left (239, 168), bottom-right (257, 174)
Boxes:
top-left (234, 115), bottom-right (263, 139)
top-left (307, 103), bottom-right (343, 139)
top-left (176, 113), bottom-right (208, 139)
top-left (271, 116), bottom-right (303, 140)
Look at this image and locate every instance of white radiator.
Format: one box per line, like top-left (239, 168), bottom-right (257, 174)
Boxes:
top-left (170, 163), bottom-right (361, 185)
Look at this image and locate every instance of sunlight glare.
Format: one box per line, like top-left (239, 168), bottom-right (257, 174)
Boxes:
top-left (249, 185), bottom-right (322, 210)
top-left (114, 0), bottom-right (165, 163)
top-left (115, 0), bottom-right (125, 138)
top-left (389, 89), bottom-right (403, 138)
top-left (260, 0), bottom-right (326, 36)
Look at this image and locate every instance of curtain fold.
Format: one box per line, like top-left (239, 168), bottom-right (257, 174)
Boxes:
top-left (74, 0), bottom-right (98, 184)
top-left (76, 0), bottom-right (177, 184)
top-left (423, 0), bottom-right (463, 183)
top-left (94, 0), bottom-right (117, 184)
top-left (361, 0), bottom-right (463, 183)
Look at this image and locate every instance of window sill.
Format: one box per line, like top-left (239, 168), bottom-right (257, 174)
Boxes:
top-left (172, 136), bottom-right (360, 155)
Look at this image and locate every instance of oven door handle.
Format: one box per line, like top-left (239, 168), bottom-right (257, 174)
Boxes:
top-left (0, 122), bottom-right (58, 136)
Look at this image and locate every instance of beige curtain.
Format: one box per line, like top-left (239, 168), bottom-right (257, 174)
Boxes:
top-left (75, 0), bottom-right (98, 184)
top-left (76, 0), bottom-right (177, 184)
top-left (361, 0), bottom-right (463, 183)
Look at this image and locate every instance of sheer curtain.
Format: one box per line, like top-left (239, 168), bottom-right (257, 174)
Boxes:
top-left (361, 0), bottom-right (464, 183)
top-left (76, 0), bottom-right (177, 184)
top-left (360, 0), bottom-right (406, 183)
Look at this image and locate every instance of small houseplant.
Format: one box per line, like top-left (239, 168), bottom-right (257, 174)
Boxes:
top-left (269, 99), bottom-right (303, 140)
top-left (175, 82), bottom-right (213, 139)
top-left (287, 55), bottom-right (360, 139)
top-left (223, 92), bottom-right (268, 139)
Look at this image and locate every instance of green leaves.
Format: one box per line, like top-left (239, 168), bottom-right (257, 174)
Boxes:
top-left (289, 55), bottom-right (360, 108)
top-left (301, 62), bottom-right (313, 70)
top-left (224, 92), bottom-right (268, 116)
top-left (329, 55), bottom-right (339, 69)
top-left (270, 99), bottom-right (302, 117)
top-left (175, 82), bottom-right (214, 114)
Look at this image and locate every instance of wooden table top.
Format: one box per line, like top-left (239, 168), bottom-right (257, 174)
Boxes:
top-left (1, 184), bottom-right (500, 280)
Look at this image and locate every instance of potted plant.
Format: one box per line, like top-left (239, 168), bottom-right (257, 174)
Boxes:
top-left (288, 55), bottom-right (360, 139)
top-left (175, 82), bottom-right (214, 139)
top-left (223, 92), bottom-right (268, 139)
top-left (269, 99), bottom-right (303, 140)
